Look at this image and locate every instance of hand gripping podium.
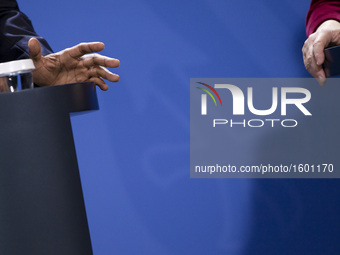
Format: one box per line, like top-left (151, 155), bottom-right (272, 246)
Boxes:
top-left (0, 82), bottom-right (97, 255)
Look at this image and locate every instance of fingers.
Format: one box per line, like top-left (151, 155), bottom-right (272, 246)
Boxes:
top-left (81, 54), bottom-right (120, 90)
top-left (82, 54), bottom-right (120, 68)
top-left (302, 20), bottom-right (340, 86)
top-left (312, 30), bottom-right (332, 66)
top-left (314, 69), bottom-right (326, 86)
top-left (313, 40), bottom-right (327, 66)
top-left (303, 39), bottom-right (326, 85)
top-left (66, 42), bottom-right (105, 58)
top-left (45, 41), bottom-right (120, 90)
top-left (89, 77), bottom-right (108, 91)
top-left (303, 33), bottom-right (330, 86)
top-left (28, 38), bottom-right (42, 62)
top-left (88, 66), bottom-right (119, 82)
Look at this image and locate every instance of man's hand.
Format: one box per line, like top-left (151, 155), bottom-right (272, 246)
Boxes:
top-left (302, 19), bottom-right (340, 86)
top-left (28, 38), bottom-right (120, 90)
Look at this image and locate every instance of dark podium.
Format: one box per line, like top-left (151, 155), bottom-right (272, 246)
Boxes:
top-left (0, 82), bottom-right (97, 255)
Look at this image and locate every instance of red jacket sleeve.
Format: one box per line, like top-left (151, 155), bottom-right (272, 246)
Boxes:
top-left (306, 0), bottom-right (340, 36)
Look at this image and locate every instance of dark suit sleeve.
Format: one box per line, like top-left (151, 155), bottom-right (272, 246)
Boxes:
top-left (0, 0), bottom-right (53, 62)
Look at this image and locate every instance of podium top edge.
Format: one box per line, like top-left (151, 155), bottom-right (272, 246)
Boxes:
top-left (0, 82), bottom-right (99, 113)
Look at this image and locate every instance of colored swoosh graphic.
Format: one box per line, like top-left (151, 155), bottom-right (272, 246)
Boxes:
top-left (197, 87), bottom-right (217, 106)
top-left (197, 82), bottom-right (222, 106)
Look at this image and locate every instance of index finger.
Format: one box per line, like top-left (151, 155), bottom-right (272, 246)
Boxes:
top-left (313, 31), bottom-right (332, 65)
top-left (66, 42), bottom-right (105, 58)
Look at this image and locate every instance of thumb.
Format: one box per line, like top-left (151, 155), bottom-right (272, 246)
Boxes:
top-left (28, 38), bottom-right (42, 62)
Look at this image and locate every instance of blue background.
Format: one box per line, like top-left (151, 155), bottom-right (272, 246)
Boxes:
top-left (19, 0), bottom-right (340, 254)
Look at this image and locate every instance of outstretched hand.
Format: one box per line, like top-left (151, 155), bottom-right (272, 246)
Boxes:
top-left (28, 38), bottom-right (120, 90)
top-left (302, 20), bottom-right (340, 86)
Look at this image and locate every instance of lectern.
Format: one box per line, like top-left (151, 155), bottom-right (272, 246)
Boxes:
top-left (0, 82), bottom-right (97, 255)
